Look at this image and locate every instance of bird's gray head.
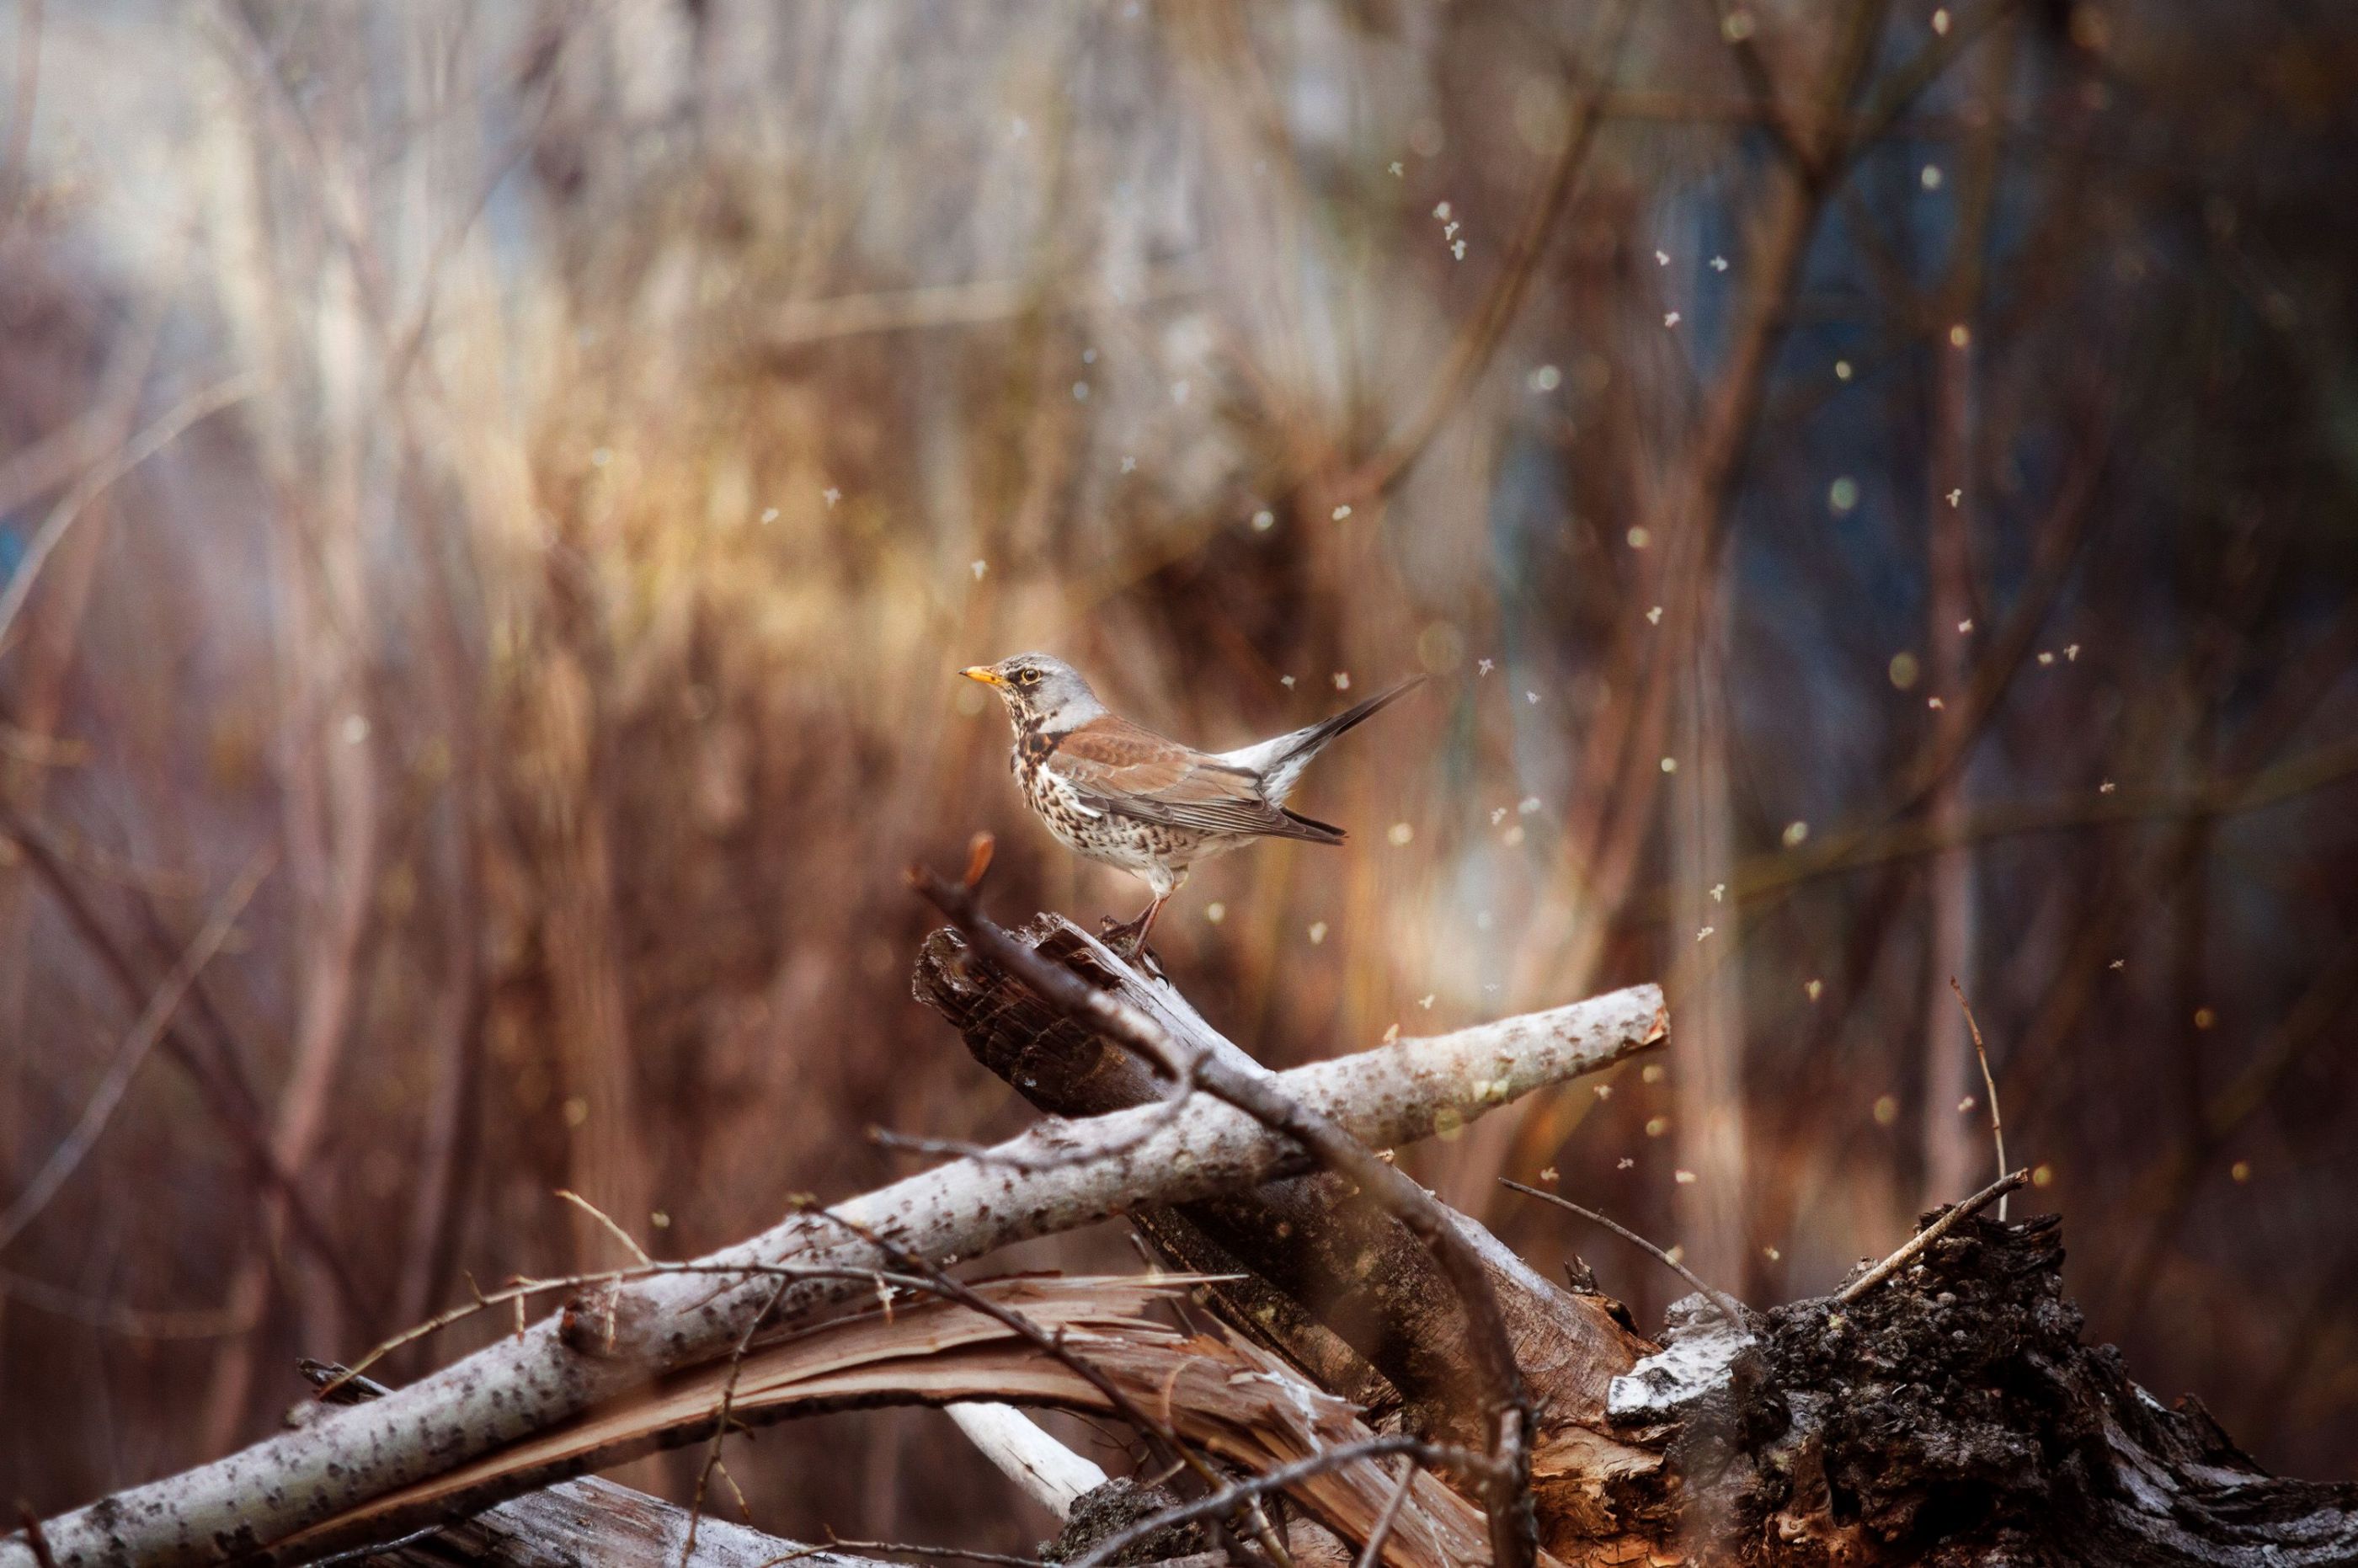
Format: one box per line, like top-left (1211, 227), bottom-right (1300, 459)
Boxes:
top-left (961, 653), bottom-right (1106, 733)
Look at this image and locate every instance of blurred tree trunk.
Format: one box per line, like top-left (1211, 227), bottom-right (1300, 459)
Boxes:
top-left (0, 471), bottom-right (109, 1176)
top-left (1921, 21), bottom-right (2011, 1209)
top-left (201, 240), bottom-right (383, 1454)
top-left (520, 646), bottom-right (654, 1268)
top-left (0, 304), bottom-right (162, 1201)
top-left (1671, 595), bottom-right (1748, 1289)
top-left (1919, 338), bottom-right (1982, 1206)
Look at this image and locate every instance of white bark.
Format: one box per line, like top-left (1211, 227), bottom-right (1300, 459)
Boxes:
top-left (373, 1476), bottom-right (881, 1568)
top-left (6, 982), bottom-right (1662, 1568)
top-left (945, 1403), bottom-right (1108, 1521)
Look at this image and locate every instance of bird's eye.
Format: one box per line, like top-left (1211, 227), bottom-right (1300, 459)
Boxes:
top-left (1016, 667), bottom-right (1041, 686)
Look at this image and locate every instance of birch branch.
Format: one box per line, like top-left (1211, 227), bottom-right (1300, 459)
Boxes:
top-left (944, 1404), bottom-right (1108, 1522)
top-left (326, 1464), bottom-right (877, 1566)
top-left (6, 979), bottom-right (1662, 1568)
top-left (280, 1364), bottom-right (874, 1568)
top-left (914, 915), bottom-right (1657, 1459)
top-left (388, 1478), bottom-right (878, 1568)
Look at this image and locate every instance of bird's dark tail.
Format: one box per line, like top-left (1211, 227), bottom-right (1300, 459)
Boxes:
top-left (1247, 675), bottom-right (1426, 802)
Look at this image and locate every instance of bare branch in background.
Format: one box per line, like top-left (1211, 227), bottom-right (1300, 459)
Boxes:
top-left (1352, 1461), bottom-right (1417, 1568)
top-left (1328, 0), bottom-right (1635, 512)
top-left (0, 805), bottom-right (366, 1315)
top-left (0, 848), bottom-right (271, 1251)
top-left (0, 373), bottom-right (263, 656)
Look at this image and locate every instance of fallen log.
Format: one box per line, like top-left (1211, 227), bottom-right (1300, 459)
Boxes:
top-left (1, 936), bottom-right (1662, 1568)
top-left (915, 916), bottom-right (1673, 1555)
top-left (21, 904), bottom-right (2348, 1568)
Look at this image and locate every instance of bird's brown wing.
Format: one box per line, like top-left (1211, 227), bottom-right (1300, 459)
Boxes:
top-left (1047, 715), bottom-right (1345, 843)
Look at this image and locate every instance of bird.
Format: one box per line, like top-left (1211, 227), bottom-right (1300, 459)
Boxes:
top-left (961, 653), bottom-right (1423, 953)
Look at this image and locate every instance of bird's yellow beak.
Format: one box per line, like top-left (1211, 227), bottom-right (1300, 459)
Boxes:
top-left (961, 665), bottom-right (1006, 688)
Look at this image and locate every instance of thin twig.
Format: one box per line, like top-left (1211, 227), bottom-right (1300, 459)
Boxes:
top-left (0, 372), bottom-right (264, 654)
top-left (0, 850), bottom-right (273, 1253)
top-left (684, 1272), bottom-right (796, 1566)
top-left (910, 861), bottom-right (1536, 1568)
top-left (1498, 1180), bottom-right (1747, 1325)
top-left (1067, 1437), bottom-right (1470, 1568)
top-left (1353, 1460), bottom-right (1417, 1568)
top-left (317, 1260), bottom-right (920, 1399)
top-left (1950, 978), bottom-right (2009, 1219)
top-left (1838, 1168), bottom-right (2029, 1304)
top-left (306, 1524), bottom-right (444, 1566)
top-left (712, 1459), bottom-right (754, 1523)
top-left (556, 1187), bottom-right (658, 1268)
top-left (760, 1539), bottom-right (1038, 1568)
top-left (12, 1508), bottom-right (57, 1568)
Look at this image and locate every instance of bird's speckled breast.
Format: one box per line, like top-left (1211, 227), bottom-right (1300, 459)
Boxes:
top-left (1011, 725), bottom-right (1222, 878)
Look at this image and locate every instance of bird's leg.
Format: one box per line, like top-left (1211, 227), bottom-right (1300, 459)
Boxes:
top-left (1102, 870), bottom-right (1182, 959)
top-left (1102, 893), bottom-right (1166, 957)
top-left (1130, 893), bottom-right (1167, 952)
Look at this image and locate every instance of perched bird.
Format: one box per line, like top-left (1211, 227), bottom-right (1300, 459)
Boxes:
top-left (962, 653), bottom-right (1422, 952)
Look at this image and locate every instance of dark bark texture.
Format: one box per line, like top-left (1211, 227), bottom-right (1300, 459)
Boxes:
top-left (1627, 1212), bottom-right (2358, 1565)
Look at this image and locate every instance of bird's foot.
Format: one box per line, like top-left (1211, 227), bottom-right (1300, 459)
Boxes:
top-left (1098, 917), bottom-right (1169, 981)
top-left (1098, 911), bottom-right (1150, 956)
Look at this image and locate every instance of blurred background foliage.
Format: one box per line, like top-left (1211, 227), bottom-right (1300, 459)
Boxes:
top-left (1, 0), bottom-right (2353, 1546)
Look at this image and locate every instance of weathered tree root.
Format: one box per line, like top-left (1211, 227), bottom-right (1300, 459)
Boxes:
top-left (1611, 1212), bottom-right (2358, 1565)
